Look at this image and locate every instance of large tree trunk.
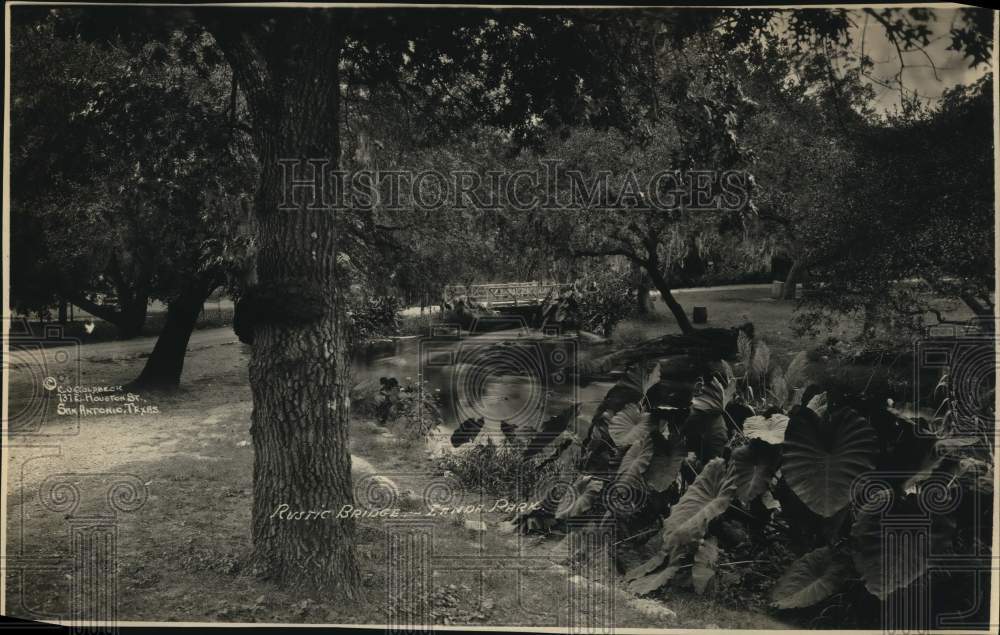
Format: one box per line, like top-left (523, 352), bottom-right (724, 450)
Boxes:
top-left (116, 290), bottom-right (150, 339)
top-left (646, 266), bottom-right (695, 334)
top-left (207, 13), bottom-right (360, 594)
top-left (110, 258), bottom-right (152, 338)
top-left (130, 281), bottom-right (213, 390)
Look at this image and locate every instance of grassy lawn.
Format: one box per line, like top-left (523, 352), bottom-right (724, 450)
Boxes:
top-left (620, 286), bottom-right (974, 348)
top-left (4, 321), bottom-right (796, 628)
top-left (611, 287), bottom-right (852, 362)
top-left (611, 287), bottom-right (976, 399)
top-left (10, 303), bottom-right (236, 345)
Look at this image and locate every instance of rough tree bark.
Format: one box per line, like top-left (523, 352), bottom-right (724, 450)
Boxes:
top-left (206, 12), bottom-right (360, 593)
top-left (130, 279), bottom-right (215, 390)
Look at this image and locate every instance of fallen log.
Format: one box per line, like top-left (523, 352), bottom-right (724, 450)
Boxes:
top-left (577, 323), bottom-right (753, 380)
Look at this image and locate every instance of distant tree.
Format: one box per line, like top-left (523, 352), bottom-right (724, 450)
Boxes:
top-left (739, 44), bottom-right (868, 300)
top-left (794, 75), bottom-right (995, 337)
top-left (10, 22), bottom-right (151, 336)
top-left (520, 32), bottom-right (759, 335)
top-left (10, 18), bottom-right (255, 385)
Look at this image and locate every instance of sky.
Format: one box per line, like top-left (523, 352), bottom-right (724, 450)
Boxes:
top-left (846, 8), bottom-right (991, 114)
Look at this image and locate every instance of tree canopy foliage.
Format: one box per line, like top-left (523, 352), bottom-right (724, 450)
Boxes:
top-left (11, 17), bottom-right (255, 338)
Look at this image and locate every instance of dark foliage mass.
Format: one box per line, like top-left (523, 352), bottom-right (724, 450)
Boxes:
top-left (438, 327), bottom-right (994, 627)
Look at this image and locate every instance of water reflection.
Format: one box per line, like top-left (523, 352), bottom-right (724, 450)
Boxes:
top-left (351, 331), bottom-right (613, 452)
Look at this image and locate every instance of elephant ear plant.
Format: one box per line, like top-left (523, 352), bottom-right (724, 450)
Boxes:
top-left (506, 334), bottom-right (993, 622)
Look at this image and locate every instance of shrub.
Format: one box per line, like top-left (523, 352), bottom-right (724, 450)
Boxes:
top-left (350, 296), bottom-right (402, 342)
top-left (565, 272), bottom-right (639, 336)
top-left (349, 377), bottom-right (383, 419)
top-left (437, 436), bottom-right (560, 500)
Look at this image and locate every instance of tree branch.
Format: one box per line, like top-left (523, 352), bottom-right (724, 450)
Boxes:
top-left (64, 292), bottom-right (122, 326)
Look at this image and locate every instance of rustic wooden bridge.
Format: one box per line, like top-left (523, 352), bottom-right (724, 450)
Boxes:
top-left (442, 281), bottom-right (575, 308)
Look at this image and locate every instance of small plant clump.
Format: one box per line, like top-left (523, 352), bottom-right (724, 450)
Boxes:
top-left (356, 376), bottom-right (443, 441)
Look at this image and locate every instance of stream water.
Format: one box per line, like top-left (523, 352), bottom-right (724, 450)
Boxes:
top-left (351, 328), bottom-right (615, 453)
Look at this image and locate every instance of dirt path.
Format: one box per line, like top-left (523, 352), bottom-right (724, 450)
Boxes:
top-left (6, 327), bottom-right (250, 490)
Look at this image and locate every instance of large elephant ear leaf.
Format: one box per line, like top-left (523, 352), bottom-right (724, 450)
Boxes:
top-left (771, 546), bottom-right (850, 609)
top-left (683, 411), bottom-right (728, 461)
top-left (609, 403), bottom-right (651, 448)
top-left (616, 362), bottom-right (661, 397)
top-left (594, 378), bottom-right (645, 420)
top-left (684, 375), bottom-right (732, 460)
top-left (609, 436), bottom-right (655, 518)
top-left (624, 549), bottom-right (669, 583)
top-left (663, 457), bottom-right (736, 551)
top-left (783, 406), bottom-right (877, 517)
top-left (806, 391), bottom-right (828, 418)
top-left (625, 541), bottom-right (691, 595)
top-left (731, 440), bottom-right (781, 504)
top-left (744, 414), bottom-right (790, 445)
top-left (852, 491), bottom-right (956, 599)
top-left (554, 475), bottom-right (605, 520)
top-left (617, 435), bottom-right (653, 479)
top-left (645, 432), bottom-right (687, 492)
top-left (627, 562), bottom-right (682, 596)
top-left (451, 417), bottom-right (486, 447)
top-left (691, 376), bottom-right (728, 414)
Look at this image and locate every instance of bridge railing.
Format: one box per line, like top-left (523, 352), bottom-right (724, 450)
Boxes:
top-left (442, 281), bottom-right (575, 307)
